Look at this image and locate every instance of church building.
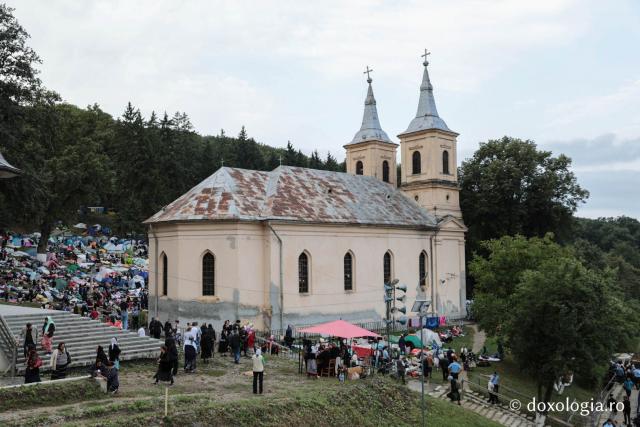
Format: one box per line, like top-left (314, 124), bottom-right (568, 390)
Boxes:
top-left (145, 54), bottom-right (467, 330)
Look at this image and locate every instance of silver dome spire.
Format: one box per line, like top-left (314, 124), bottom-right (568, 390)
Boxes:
top-left (347, 66), bottom-right (394, 145)
top-left (400, 50), bottom-right (454, 136)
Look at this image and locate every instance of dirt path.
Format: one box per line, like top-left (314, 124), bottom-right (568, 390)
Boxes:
top-left (470, 323), bottom-right (486, 353)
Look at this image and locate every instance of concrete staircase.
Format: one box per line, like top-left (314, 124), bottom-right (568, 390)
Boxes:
top-left (2, 311), bottom-right (161, 374)
top-left (417, 382), bottom-right (543, 427)
top-left (598, 382), bottom-right (637, 426)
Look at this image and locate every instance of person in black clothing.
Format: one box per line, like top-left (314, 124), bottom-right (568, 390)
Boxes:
top-left (230, 331), bottom-right (241, 364)
top-left (154, 345), bottom-right (174, 385)
top-left (165, 336), bottom-right (179, 376)
top-left (21, 323), bottom-right (36, 358)
top-left (623, 395), bottom-right (631, 425)
top-left (149, 318), bottom-right (162, 339)
top-left (440, 356), bottom-right (450, 382)
top-left (285, 325), bottom-right (293, 349)
top-left (201, 325), bottom-right (213, 363)
top-left (208, 324), bottom-right (216, 357)
top-left (108, 338), bottom-right (121, 368)
top-left (240, 328), bottom-right (248, 357)
top-left (164, 320), bottom-right (173, 338)
top-left (96, 345), bottom-right (109, 366)
top-left (24, 345), bottom-right (42, 384)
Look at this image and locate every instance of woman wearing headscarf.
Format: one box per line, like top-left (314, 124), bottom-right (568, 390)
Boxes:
top-left (153, 345), bottom-right (174, 385)
top-left (103, 361), bottom-right (119, 394)
top-left (90, 346), bottom-right (108, 377)
top-left (208, 324), bottom-right (216, 358)
top-left (165, 336), bottom-right (179, 377)
top-left (200, 325), bottom-right (213, 363)
top-left (252, 348), bottom-right (265, 394)
top-left (108, 337), bottom-right (121, 369)
top-left (218, 325), bottom-right (228, 355)
top-left (24, 345), bottom-right (42, 384)
top-left (41, 316), bottom-right (55, 355)
top-left (50, 342), bottom-right (71, 380)
top-left (20, 322), bottom-right (37, 358)
top-left (96, 345), bottom-right (109, 366)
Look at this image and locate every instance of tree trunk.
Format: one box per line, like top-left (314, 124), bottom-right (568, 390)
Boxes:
top-left (535, 379), bottom-right (555, 427)
top-left (37, 221), bottom-right (51, 255)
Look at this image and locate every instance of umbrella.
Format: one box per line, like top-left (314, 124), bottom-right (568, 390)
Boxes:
top-left (298, 320), bottom-right (380, 339)
top-left (73, 223), bottom-right (87, 229)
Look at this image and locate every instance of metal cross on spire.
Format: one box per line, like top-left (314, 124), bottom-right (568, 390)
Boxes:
top-left (363, 65), bottom-right (373, 83)
top-left (421, 49), bottom-right (431, 66)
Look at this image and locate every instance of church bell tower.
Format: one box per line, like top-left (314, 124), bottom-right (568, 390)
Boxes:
top-left (399, 51), bottom-right (462, 219)
top-left (345, 66), bottom-right (398, 186)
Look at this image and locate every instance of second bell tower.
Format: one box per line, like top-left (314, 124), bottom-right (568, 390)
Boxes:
top-left (398, 51), bottom-right (462, 219)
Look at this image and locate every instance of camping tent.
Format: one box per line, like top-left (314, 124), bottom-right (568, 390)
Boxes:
top-left (420, 328), bottom-right (443, 348)
top-left (298, 320), bottom-right (380, 339)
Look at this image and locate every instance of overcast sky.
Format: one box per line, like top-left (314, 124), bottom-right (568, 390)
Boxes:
top-left (8, 0), bottom-right (640, 218)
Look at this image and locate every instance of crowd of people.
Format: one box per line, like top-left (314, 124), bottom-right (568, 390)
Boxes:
top-left (299, 326), bottom-right (489, 407)
top-left (147, 318), bottom-right (273, 395)
top-left (1, 230), bottom-right (149, 330)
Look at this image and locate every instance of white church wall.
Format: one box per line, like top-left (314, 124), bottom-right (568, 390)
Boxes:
top-left (268, 223), bottom-right (435, 329)
top-left (434, 231), bottom-right (466, 319)
top-left (149, 223), bottom-right (266, 328)
top-left (149, 221), bottom-right (466, 331)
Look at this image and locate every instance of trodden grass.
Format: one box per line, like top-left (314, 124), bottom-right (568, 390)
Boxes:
top-left (0, 351), bottom-right (500, 427)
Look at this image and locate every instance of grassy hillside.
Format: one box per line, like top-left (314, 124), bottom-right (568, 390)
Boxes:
top-left (0, 356), bottom-right (499, 427)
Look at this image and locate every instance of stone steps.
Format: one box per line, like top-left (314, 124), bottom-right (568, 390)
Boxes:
top-left (1, 311), bottom-right (161, 374)
top-left (423, 384), bottom-right (543, 427)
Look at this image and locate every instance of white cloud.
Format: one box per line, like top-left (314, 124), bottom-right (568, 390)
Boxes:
top-left (573, 158), bottom-right (640, 173)
top-left (542, 79), bottom-right (640, 139)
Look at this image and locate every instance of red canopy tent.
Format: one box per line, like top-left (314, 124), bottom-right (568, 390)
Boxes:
top-left (298, 320), bottom-right (381, 339)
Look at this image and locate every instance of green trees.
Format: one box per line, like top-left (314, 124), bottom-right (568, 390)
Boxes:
top-left (471, 234), bottom-right (635, 406)
top-left (0, 4), bottom-right (47, 115)
top-left (1, 103), bottom-right (111, 251)
top-left (459, 137), bottom-right (589, 252)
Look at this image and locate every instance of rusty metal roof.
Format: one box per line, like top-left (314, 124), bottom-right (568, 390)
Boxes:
top-left (145, 166), bottom-right (437, 228)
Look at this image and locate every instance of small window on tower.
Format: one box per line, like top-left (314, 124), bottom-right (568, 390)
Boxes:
top-left (356, 161), bottom-right (363, 175)
top-left (412, 151), bottom-right (421, 175)
top-left (382, 161), bottom-right (390, 182)
top-left (442, 150), bottom-right (450, 175)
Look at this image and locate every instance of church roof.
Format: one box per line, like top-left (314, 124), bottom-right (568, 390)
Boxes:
top-left (145, 166), bottom-right (437, 228)
top-left (345, 76), bottom-right (395, 146)
top-left (399, 56), bottom-right (456, 137)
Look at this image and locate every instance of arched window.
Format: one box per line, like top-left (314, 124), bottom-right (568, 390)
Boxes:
top-left (344, 252), bottom-right (353, 291)
top-left (412, 151), bottom-right (421, 175)
top-left (442, 150), bottom-right (450, 175)
top-left (202, 252), bottom-right (215, 296)
top-left (383, 251), bottom-right (392, 284)
top-left (382, 161), bottom-right (390, 183)
top-left (356, 161), bottom-right (363, 175)
top-left (162, 253), bottom-right (168, 296)
top-left (419, 251), bottom-right (427, 288)
top-left (298, 252), bottom-right (309, 293)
